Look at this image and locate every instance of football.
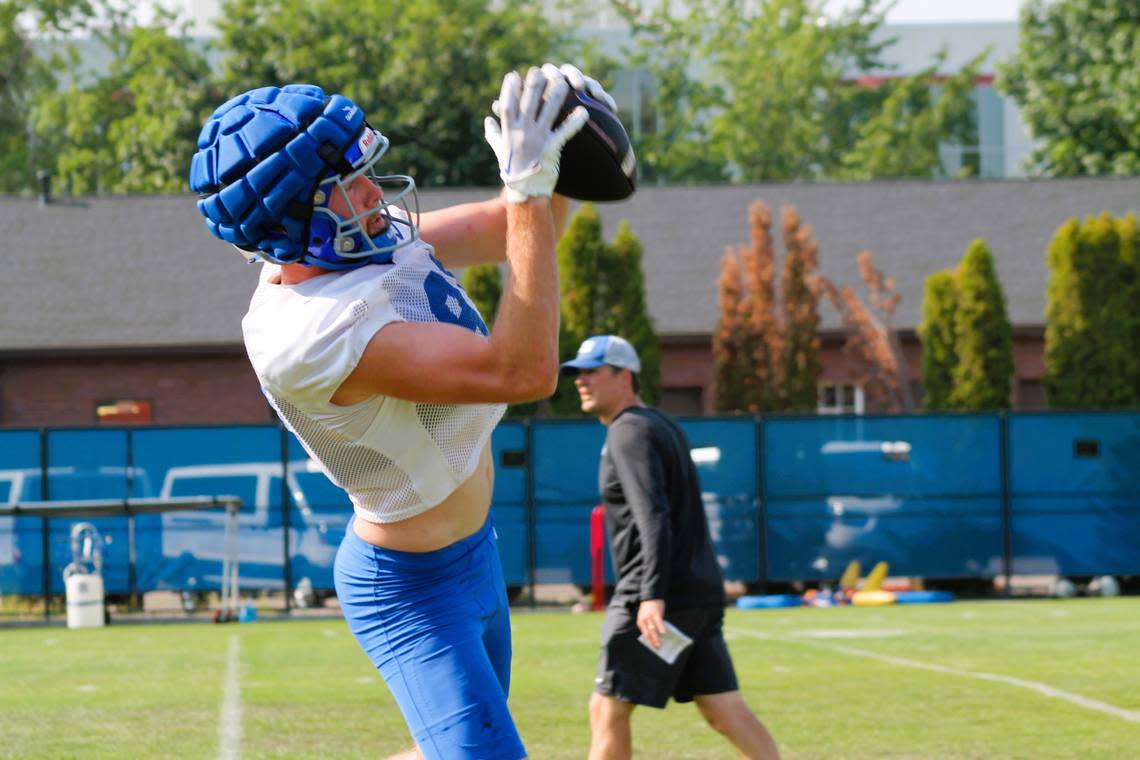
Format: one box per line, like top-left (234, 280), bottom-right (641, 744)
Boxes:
top-left (548, 80), bottom-right (637, 202)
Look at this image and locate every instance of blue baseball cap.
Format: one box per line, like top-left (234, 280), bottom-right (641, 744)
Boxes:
top-left (561, 335), bottom-right (641, 374)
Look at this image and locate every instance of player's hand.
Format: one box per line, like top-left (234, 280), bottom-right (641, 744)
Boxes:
top-left (484, 67), bottom-right (589, 204)
top-left (542, 62), bottom-right (617, 113)
top-left (637, 598), bottom-right (667, 649)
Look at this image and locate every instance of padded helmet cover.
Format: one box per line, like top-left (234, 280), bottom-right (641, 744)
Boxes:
top-left (189, 84), bottom-right (417, 267)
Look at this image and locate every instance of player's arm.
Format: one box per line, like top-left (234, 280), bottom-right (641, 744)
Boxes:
top-left (609, 418), bottom-right (672, 598)
top-left (609, 418), bottom-right (672, 646)
top-left (420, 193), bottom-right (571, 269)
top-left (332, 69), bottom-right (587, 406)
top-left (334, 199), bottom-right (560, 404)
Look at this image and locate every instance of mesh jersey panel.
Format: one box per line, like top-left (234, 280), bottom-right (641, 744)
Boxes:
top-left (268, 393), bottom-right (427, 522)
top-left (243, 241), bottom-right (505, 523)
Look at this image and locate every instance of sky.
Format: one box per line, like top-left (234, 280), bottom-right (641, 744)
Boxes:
top-left (826, 0), bottom-right (1023, 23)
top-left (79, 0), bottom-right (1030, 38)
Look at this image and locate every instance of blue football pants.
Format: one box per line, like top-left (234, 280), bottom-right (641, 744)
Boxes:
top-left (334, 515), bottom-right (525, 760)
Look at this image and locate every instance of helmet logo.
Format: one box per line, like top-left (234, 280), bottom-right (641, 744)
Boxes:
top-left (313, 189), bottom-right (327, 205)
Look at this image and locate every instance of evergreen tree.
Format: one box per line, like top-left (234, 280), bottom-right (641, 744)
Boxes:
top-left (461, 263), bottom-right (502, 326)
top-left (602, 221), bottom-right (661, 405)
top-left (1044, 220), bottom-right (1089, 408)
top-left (461, 260), bottom-right (539, 418)
top-left (950, 239), bottom-right (1013, 410)
top-left (1121, 215), bottom-right (1140, 402)
top-left (917, 270), bottom-right (958, 410)
top-left (551, 205), bottom-right (658, 416)
top-left (778, 206), bottom-right (821, 411)
top-left (552, 204), bottom-right (607, 415)
top-left (1044, 214), bottom-right (1140, 408)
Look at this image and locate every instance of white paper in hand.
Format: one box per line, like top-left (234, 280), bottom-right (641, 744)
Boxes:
top-left (637, 621), bottom-right (693, 665)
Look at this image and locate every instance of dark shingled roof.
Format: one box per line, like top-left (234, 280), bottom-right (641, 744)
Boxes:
top-left (2, 176), bottom-right (1137, 351)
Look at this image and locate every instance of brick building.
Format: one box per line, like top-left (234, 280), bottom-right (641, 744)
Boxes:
top-left (2, 177), bottom-right (1138, 427)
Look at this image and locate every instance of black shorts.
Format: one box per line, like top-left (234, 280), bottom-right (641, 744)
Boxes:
top-left (594, 603), bottom-right (739, 709)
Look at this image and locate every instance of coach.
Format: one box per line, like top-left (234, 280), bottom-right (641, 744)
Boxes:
top-left (562, 334), bottom-right (781, 760)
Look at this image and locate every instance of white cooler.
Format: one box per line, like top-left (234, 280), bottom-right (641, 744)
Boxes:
top-left (64, 570), bottom-right (105, 629)
top-left (63, 522), bottom-right (106, 629)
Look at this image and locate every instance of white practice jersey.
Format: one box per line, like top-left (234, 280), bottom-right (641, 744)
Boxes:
top-left (242, 240), bottom-right (506, 524)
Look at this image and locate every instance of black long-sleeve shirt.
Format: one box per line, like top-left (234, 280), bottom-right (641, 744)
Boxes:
top-left (599, 406), bottom-right (725, 609)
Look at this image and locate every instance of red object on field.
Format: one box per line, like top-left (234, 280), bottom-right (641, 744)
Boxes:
top-left (590, 504), bottom-right (607, 611)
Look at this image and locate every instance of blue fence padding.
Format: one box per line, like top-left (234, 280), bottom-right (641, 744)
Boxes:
top-left (683, 418), bottom-right (756, 495)
top-left (134, 426), bottom-right (292, 592)
top-left (686, 418), bottom-right (760, 583)
top-left (762, 415), bottom-right (1005, 581)
top-left (737, 594), bottom-right (801, 609)
top-left (766, 504), bottom-right (1003, 580)
top-left (1009, 413), bottom-right (1140, 495)
top-left (531, 421), bottom-right (606, 586)
top-left (12, 430), bottom-right (145, 594)
top-left (2, 412), bottom-right (1138, 599)
top-left (532, 421), bottom-right (606, 503)
top-left (0, 432), bottom-right (44, 593)
top-left (764, 415), bottom-right (1001, 497)
top-left (894, 590), bottom-right (955, 604)
top-left (1008, 413), bottom-right (1140, 576)
top-left (490, 422), bottom-right (527, 585)
top-left (491, 422), bottom-right (528, 503)
top-left (1011, 497), bottom-right (1140, 576)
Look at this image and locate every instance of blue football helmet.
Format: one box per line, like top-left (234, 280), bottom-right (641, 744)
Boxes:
top-left (189, 84), bottom-right (419, 268)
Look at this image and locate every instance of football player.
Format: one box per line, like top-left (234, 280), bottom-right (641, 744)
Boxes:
top-left (190, 65), bottom-right (609, 760)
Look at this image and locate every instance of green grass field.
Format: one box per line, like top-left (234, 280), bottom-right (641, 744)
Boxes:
top-left (1, 598), bottom-right (1138, 759)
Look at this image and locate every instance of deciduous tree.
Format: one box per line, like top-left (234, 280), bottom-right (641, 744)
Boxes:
top-left (739, 202), bottom-right (782, 411)
top-left (778, 207), bottom-right (821, 411)
top-left (820, 251), bottom-right (910, 412)
top-left (28, 4), bottom-right (212, 194)
top-left (839, 50), bottom-right (987, 180)
top-left (216, 0), bottom-right (567, 188)
top-left (613, 0), bottom-right (981, 182)
top-left (997, 0), bottom-right (1140, 176)
top-left (713, 247), bottom-right (748, 413)
top-left (0, 2), bottom-right (53, 193)
top-left (713, 201), bottom-right (822, 412)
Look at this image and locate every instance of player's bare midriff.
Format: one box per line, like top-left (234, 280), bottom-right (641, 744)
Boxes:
top-left (352, 441), bottom-right (494, 553)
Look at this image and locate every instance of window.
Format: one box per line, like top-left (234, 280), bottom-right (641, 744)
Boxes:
top-left (96, 399), bottom-right (152, 424)
top-left (817, 383), bottom-right (864, 415)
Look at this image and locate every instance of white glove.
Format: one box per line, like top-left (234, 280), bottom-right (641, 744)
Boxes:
top-left (484, 67), bottom-right (589, 203)
top-left (542, 62), bottom-right (617, 113)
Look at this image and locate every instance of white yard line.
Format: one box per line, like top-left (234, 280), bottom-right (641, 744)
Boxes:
top-left (728, 626), bottom-right (1140, 724)
top-left (219, 634), bottom-right (242, 760)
